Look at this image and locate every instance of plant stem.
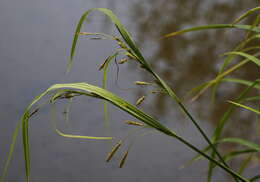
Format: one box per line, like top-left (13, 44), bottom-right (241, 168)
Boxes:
top-left (153, 74), bottom-right (240, 181)
top-left (168, 132), bottom-right (249, 182)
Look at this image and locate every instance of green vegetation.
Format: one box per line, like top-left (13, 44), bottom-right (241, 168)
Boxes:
top-left (1, 7), bottom-right (260, 182)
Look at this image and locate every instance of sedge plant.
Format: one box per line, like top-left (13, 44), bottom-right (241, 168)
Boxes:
top-left (1, 7), bottom-right (260, 182)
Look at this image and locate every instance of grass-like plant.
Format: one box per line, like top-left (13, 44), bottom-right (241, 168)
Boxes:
top-left (1, 7), bottom-right (260, 182)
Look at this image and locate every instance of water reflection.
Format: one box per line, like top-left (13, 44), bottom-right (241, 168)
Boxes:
top-left (0, 0), bottom-right (259, 181)
top-left (131, 1), bottom-right (260, 134)
top-left (129, 0), bottom-right (260, 179)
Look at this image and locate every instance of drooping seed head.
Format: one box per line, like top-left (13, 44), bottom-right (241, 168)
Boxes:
top-left (119, 150), bottom-right (129, 168)
top-left (78, 32), bottom-right (92, 35)
top-left (150, 90), bottom-right (166, 94)
top-left (113, 37), bottom-right (121, 42)
top-left (136, 96), bottom-right (146, 106)
top-left (134, 81), bottom-right (152, 86)
top-left (124, 120), bottom-right (144, 126)
top-left (151, 90), bottom-right (159, 94)
top-left (117, 41), bottom-right (128, 49)
top-left (106, 140), bottom-right (122, 162)
top-left (118, 58), bottom-right (128, 64)
top-left (125, 52), bottom-right (138, 61)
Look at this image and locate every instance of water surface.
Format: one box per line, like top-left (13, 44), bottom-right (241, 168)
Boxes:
top-left (0, 0), bottom-right (259, 181)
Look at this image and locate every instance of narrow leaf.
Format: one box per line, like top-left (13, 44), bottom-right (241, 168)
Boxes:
top-left (219, 138), bottom-right (260, 152)
top-left (221, 78), bottom-right (260, 90)
top-left (223, 51), bottom-right (260, 66)
top-left (55, 128), bottom-right (113, 140)
top-left (228, 101), bottom-right (260, 115)
top-left (164, 24), bottom-right (260, 38)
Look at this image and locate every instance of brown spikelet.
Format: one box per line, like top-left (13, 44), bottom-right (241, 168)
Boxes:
top-left (136, 96), bottom-right (146, 106)
top-left (151, 90), bottom-right (159, 94)
top-left (117, 41), bottom-right (128, 49)
top-left (125, 52), bottom-right (138, 60)
top-left (106, 140), bottom-right (122, 162)
top-left (134, 81), bottom-right (152, 86)
top-left (124, 120), bottom-right (144, 126)
top-left (118, 58), bottom-right (128, 64)
top-left (113, 37), bottom-right (121, 42)
top-left (150, 90), bottom-right (165, 94)
top-left (119, 150), bottom-right (129, 168)
top-left (78, 32), bottom-right (92, 35)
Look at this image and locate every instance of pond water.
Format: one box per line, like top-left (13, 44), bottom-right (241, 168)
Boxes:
top-left (0, 0), bottom-right (259, 181)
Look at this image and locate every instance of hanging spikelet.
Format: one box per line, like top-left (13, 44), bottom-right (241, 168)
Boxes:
top-left (150, 90), bottom-right (166, 94)
top-left (134, 81), bottom-right (152, 86)
top-left (106, 140), bottom-right (122, 162)
top-left (136, 96), bottom-right (146, 106)
top-left (78, 32), bottom-right (93, 35)
top-left (118, 58), bottom-right (128, 64)
top-left (117, 41), bottom-right (128, 49)
top-left (125, 52), bottom-right (138, 61)
top-left (124, 120), bottom-right (144, 126)
top-left (119, 150), bottom-right (129, 168)
top-left (151, 90), bottom-right (160, 94)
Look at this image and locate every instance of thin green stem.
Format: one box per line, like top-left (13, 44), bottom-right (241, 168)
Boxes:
top-left (152, 73), bottom-right (236, 179)
top-left (167, 132), bottom-right (249, 182)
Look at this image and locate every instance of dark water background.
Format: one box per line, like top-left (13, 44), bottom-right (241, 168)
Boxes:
top-left (0, 0), bottom-right (259, 181)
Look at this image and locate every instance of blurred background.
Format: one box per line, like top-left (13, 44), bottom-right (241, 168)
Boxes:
top-left (0, 0), bottom-right (259, 181)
